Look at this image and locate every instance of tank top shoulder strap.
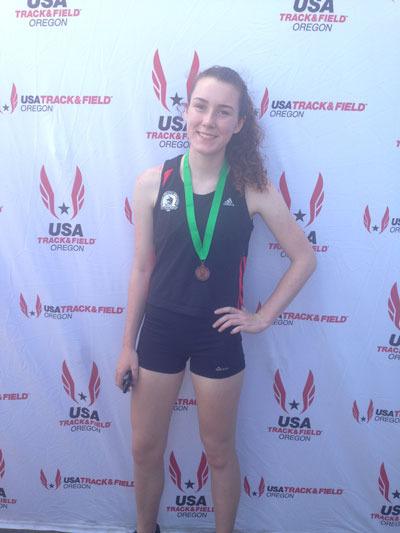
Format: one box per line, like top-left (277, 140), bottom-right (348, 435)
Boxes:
top-left (159, 155), bottom-right (182, 193)
top-left (153, 155), bottom-right (183, 220)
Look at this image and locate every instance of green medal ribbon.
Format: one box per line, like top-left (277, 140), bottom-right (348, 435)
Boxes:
top-left (183, 152), bottom-right (229, 271)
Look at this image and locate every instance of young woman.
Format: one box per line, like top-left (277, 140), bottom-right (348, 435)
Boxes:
top-left (115, 66), bottom-right (316, 533)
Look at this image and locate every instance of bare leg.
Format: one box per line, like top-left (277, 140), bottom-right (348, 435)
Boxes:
top-left (131, 367), bottom-right (185, 533)
top-left (191, 370), bottom-right (244, 533)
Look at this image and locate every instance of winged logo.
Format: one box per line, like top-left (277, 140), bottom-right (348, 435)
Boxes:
top-left (363, 205), bottom-right (389, 233)
top-left (273, 370), bottom-right (315, 413)
top-left (169, 451), bottom-right (209, 492)
top-left (62, 361), bottom-right (100, 406)
top-left (352, 400), bottom-right (374, 423)
top-left (40, 468), bottom-right (61, 490)
top-left (279, 173), bottom-right (324, 226)
top-left (244, 476), bottom-right (265, 497)
top-left (40, 166), bottom-right (85, 219)
top-left (152, 50), bottom-right (200, 111)
top-left (19, 293), bottom-right (42, 318)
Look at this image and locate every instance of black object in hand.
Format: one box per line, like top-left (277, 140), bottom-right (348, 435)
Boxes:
top-left (122, 370), bottom-right (133, 393)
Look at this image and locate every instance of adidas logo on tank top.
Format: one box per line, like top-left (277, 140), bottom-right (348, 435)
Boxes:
top-left (222, 197), bottom-right (235, 207)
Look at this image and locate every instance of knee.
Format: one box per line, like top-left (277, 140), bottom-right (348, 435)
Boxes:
top-left (132, 435), bottom-right (165, 467)
top-left (201, 437), bottom-right (235, 470)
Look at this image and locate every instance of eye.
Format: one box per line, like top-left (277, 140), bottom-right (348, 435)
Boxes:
top-left (217, 108), bottom-right (232, 117)
top-left (193, 103), bottom-right (206, 111)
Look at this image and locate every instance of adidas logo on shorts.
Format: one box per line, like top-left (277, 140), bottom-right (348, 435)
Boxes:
top-left (223, 197), bottom-right (235, 207)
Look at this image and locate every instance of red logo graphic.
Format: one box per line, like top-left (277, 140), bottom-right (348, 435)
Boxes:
top-left (40, 165), bottom-right (84, 219)
top-left (169, 451), bottom-right (208, 492)
top-left (279, 172), bottom-right (324, 227)
top-left (162, 168), bottom-right (174, 187)
top-left (0, 450), bottom-right (5, 479)
top-left (388, 283), bottom-right (400, 330)
top-left (363, 206), bottom-right (389, 233)
top-left (244, 476), bottom-right (265, 497)
top-left (259, 88), bottom-right (269, 119)
top-left (273, 369), bottom-right (315, 413)
top-left (376, 282), bottom-right (400, 359)
top-left (379, 463), bottom-right (392, 503)
top-left (352, 400), bottom-right (374, 423)
top-left (370, 463), bottom-right (400, 522)
top-left (40, 468), bottom-right (61, 490)
top-left (19, 293), bottom-right (42, 318)
top-left (62, 361), bottom-right (100, 406)
top-left (0, 84), bottom-right (17, 113)
top-left (152, 49), bottom-right (200, 111)
top-left (124, 197), bottom-right (133, 224)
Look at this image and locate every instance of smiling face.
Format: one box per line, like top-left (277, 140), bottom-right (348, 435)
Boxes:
top-left (186, 76), bottom-right (244, 158)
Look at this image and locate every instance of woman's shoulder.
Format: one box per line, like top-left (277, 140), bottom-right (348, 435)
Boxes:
top-left (136, 164), bottom-right (163, 188)
top-left (136, 154), bottom-right (183, 195)
top-left (133, 164), bottom-right (164, 208)
top-left (136, 154), bottom-right (181, 189)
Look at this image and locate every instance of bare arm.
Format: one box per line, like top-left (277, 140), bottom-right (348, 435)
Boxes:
top-left (115, 165), bottom-right (161, 387)
top-left (248, 182), bottom-right (316, 327)
top-left (213, 182), bottom-right (316, 333)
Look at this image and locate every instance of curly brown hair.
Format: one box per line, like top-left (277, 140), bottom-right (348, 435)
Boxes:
top-left (188, 66), bottom-right (268, 193)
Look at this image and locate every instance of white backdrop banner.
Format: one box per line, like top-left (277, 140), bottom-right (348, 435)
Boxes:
top-left (0, 0), bottom-right (400, 532)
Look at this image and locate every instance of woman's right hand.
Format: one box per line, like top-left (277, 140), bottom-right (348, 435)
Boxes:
top-left (115, 347), bottom-right (139, 391)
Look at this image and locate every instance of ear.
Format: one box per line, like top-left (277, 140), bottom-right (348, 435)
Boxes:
top-left (234, 116), bottom-right (245, 134)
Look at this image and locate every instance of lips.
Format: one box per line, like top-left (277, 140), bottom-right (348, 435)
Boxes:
top-left (197, 131), bottom-right (217, 139)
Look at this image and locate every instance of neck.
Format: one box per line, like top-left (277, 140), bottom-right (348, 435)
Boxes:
top-left (187, 150), bottom-right (226, 182)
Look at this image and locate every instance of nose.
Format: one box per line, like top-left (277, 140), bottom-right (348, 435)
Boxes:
top-left (202, 109), bottom-right (216, 127)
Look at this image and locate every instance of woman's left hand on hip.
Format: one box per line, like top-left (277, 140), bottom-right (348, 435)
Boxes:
top-left (213, 306), bottom-right (269, 334)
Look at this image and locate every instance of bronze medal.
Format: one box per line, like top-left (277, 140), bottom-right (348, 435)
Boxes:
top-left (195, 263), bottom-right (210, 281)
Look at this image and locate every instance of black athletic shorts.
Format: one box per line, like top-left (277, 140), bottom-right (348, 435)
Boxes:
top-left (137, 304), bottom-right (245, 379)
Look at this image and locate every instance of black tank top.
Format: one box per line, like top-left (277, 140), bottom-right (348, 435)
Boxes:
top-left (147, 154), bottom-right (254, 317)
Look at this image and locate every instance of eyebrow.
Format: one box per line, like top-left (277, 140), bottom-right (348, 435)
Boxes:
top-left (192, 97), bottom-right (235, 111)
